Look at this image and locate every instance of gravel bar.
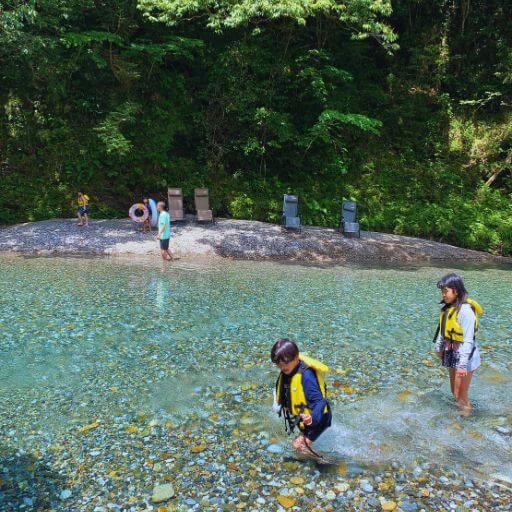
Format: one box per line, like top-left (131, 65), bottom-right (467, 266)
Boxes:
top-left (0, 217), bottom-right (507, 263)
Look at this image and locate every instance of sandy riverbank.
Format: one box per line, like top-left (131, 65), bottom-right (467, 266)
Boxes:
top-left (0, 217), bottom-right (506, 263)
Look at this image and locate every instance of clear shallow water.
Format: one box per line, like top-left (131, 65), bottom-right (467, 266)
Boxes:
top-left (0, 256), bottom-right (511, 495)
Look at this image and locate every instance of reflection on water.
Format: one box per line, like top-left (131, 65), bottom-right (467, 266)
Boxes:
top-left (0, 256), bottom-right (511, 481)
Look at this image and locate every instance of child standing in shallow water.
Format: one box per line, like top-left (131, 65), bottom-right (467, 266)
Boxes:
top-left (434, 273), bottom-right (483, 416)
top-left (271, 339), bottom-right (332, 460)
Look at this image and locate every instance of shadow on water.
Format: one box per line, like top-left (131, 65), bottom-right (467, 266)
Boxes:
top-left (0, 444), bottom-right (65, 512)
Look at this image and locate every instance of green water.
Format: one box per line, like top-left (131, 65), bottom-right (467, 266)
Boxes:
top-left (0, 256), bottom-right (511, 496)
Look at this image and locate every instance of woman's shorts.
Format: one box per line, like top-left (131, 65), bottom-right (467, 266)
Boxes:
top-left (159, 238), bottom-right (170, 250)
top-left (441, 341), bottom-right (481, 372)
top-left (78, 206), bottom-right (89, 215)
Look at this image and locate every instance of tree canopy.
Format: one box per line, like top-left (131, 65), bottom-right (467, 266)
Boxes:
top-left (1, 0), bottom-right (511, 254)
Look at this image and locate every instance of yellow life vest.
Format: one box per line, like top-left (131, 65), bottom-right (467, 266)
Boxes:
top-left (275, 355), bottom-right (329, 422)
top-left (439, 298), bottom-right (483, 343)
top-left (78, 194), bottom-right (89, 207)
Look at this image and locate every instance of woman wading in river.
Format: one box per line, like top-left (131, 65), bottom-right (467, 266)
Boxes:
top-left (434, 273), bottom-right (483, 417)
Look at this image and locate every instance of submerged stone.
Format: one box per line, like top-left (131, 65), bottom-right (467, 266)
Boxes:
top-left (266, 444), bottom-right (283, 454)
top-left (152, 483), bottom-right (175, 503)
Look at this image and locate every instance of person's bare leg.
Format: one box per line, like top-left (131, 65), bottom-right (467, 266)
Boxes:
top-left (449, 368), bottom-right (457, 397)
top-left (77, 212), bottom-right (83, 226)
top-left (83, 213), bottom-right (89, 226)
top-left (454, 371), bottom-right (473, 416)
top-left (292, 434), bottom-right (313, 456)
top-left (160, 250), bottom-right (171, 261)
top-left (166, 249), bottom-right (173, 261)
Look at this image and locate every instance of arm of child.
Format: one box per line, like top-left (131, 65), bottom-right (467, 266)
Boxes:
top-left (301, 369), bottom-right (327, 427)
top-left (456, 305), bottom-right (476, 374)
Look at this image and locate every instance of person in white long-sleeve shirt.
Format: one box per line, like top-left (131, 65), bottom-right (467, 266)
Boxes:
top-left (434, 273), bottom-right (483, 416)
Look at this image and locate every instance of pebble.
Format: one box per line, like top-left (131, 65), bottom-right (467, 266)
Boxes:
top-left (276, 495), bottom-right (296, 508)
top-left (266, 444), bottom-right (284, 454)
top-left (152, 483), bottom-right (175, 503)
top-left (325, 490), bottom-right (336, 501)
top-left (60, 489), bottom-right (72, 500)
top-left (334, 482), bottom-right (349, 493)
top-left (360, 481), bottom-right (374, 493)
top-left (399, 499), bottom-right (419, 512)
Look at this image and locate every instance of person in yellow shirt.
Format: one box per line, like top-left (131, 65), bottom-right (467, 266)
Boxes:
top-left (77, 191), bottom-right (90, 227)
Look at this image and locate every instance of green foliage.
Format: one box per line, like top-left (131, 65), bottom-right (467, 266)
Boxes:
top-left (229, 193), bottom-right (255, 219)
top-left (94, 102), bottom-right (140, 156)
top-left (1, 0), bottom-right (511, 256)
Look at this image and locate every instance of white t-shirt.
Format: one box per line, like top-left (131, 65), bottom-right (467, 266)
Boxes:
top-left (435, 303), bottom-right (481, 371)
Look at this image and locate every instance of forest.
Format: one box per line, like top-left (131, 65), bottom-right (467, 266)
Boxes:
top-left (1, 0), bottom-right (511, 254)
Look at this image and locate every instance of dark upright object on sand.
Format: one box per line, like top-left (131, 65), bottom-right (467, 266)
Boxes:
top-left (340, 200), bottom-right (360, 238)
top-left (282, 194), bottom-right (301, 231)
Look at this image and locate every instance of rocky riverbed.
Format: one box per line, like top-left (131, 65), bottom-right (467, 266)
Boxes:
top-left (2, 369), bottom-right (511, 512)
top-left (1, 257), bottom-right (511, 511)
top-left (0, 217), bottom-right (507, 263)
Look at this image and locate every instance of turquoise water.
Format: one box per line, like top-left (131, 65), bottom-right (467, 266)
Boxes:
top-left (0, 256), bottom-right (511, 508)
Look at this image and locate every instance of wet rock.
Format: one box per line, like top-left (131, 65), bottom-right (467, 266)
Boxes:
top-left (266, 444), bottom-right (283, 454)
top-left (399, 499), bottom-right (419, 512)
top-left (152, 483), bottom-right (175, 503)
top-left (277, 495), bottom-right (296, 509)
top-left (367, 497), bottom-right (380, 508)
top-left (334, 482), bottom-right (349, 493)
top-left (381, 501), bottom-right (397, 511)
top-left (60, 489), bottom-right (72, 500)
top-left (360, 481), bottom-right (373, 493)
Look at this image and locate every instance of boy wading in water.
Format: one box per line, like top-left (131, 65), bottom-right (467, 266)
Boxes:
top-left (434, 273), bottom-right (483, 417)
top-left (77, 192), bottom-right (90, 227)
top-left (156, 201), bottom-right (172, 261)
top-left (271, 339), bottom-right (332, 461)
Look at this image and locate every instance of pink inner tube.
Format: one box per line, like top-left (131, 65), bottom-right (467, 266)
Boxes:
top-left (129, 203), bottom-right (149, 223)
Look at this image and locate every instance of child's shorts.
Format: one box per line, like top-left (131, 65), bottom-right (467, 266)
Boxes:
top-left (303, 411), bottom-right (332, 442)
top-left (78, 206), bottom-right (89, 215)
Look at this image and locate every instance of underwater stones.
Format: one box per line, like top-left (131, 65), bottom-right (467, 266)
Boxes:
top-left (290, 477), bottom-right (304, 486)
top-left (78, 421), bottom-right (101, 434)
top-left (152, 483), bottom-right (175, 503)
top-left (381, 501), bottom-right (397, 511)
top-left (359, 481), bottom-right (374, 493)
top-left (490, 473), bottom-right (512, 486)
top-left (324, 490), bottom-right (336, 501)
top-left (333, 482), bottom-right (349, 493)
top-left (190, 444), bottom-right (207, 453)
top-left (397, 391), bottom-right (412, 402)
top-left (276, 495), bottom-right (297, 508)
top-left (398, 499), bottom-right (419, 512)
top-left (266, 444), bottom-right (283, 454)
top-left (59, 489), bottom-right (72, 500)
